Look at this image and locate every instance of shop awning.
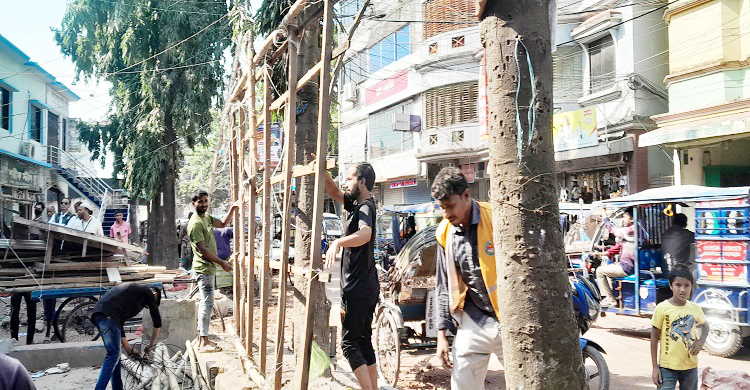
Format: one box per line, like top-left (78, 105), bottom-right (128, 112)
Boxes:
top-left (639, 113), bottom-right (750, 147)
top-left (597, 185), bottom-right (750, 207)
top-left (554, 137), bottom-right (633, 162)
top-left (0, 149), bottom-right (52, 168)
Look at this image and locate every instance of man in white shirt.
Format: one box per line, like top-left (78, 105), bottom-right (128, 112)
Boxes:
top-left (66, 201), bottom-right (104, 236)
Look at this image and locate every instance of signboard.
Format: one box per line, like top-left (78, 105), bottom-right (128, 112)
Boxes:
top-left (393, 114), bottom-right (421, 132)
top-left (640, 116), bottom-right (750, 147)
top-left (552, 107), bottom-right (598, 152)
top-left (366, 69), bottom-right (409, 107)
top-left (461, 164), bottom-right (475, 183)
top-left (697, 240), bottom-right (749, 283)
top-left (478, 52), bottom-right (489, 144)
top-left (3, 158), bottom-right (36, 188)
top-left (697, 199), bottom-right (748, 208)
top-left (257, 123), bottom-right (283, 170)
top-left (389, 178), bottom-right (417, 189)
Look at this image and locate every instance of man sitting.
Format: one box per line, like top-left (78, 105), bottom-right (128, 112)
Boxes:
top-left (661, 213), bottom-right (695, 277)
top-left (596, 207), bottom-right (636, 307)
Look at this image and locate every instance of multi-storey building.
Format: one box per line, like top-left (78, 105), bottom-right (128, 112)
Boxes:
top-left (337, 0), bottom-right (673, 209)
top-left (0, 34), bottom-right (116, 236)
top-left (643, 0), bottom-right (750, 187)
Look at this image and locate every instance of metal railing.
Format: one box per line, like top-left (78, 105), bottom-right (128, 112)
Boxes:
top-left (45, 145), bottom-right (114, 206)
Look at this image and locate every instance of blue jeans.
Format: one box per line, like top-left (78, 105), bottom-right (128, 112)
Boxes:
top-left (93, 314), bottom-right (124, 390)
top-left (196, 273), bottom-right (215, 337)
top-left (659, 367), bottom-right (698, 390)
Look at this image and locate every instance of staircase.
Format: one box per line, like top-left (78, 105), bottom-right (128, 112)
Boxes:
top-left (47, 146), bottom-right (130, 232)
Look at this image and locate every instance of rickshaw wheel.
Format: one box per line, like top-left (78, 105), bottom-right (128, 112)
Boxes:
top-left (374, 309), bottom-right (400, 387)
top-left (53, 296), bottom-right (98, 342)
top-left (61, 301), bottom-right (100, 343)
top-left (704, 317), bottom-right (743, 358)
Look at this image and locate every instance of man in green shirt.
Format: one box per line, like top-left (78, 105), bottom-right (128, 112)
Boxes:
top-left (188, 189), bottom-right (237, 352)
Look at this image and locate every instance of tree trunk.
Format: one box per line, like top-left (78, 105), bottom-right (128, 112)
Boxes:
top-left (149, 120), bottom-right (180, 269)
top-left (128, 196), bottom-right (139, 245)
top-left (481, 1), bottom-right (588, 388)
top-left (292, 12), bottom-right (332, 365)
top-left (147, 197), bottom-right (158, 265)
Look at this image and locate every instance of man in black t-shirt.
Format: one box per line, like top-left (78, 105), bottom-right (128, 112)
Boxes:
top-left (323, 162), bottom-right (378, 390)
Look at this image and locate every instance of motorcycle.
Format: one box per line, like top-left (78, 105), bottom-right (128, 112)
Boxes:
top-left (571, 273), bottom-right (611, 390)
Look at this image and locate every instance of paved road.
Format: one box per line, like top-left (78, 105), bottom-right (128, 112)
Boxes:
top-left (586, 314), bottom-right (750, 389)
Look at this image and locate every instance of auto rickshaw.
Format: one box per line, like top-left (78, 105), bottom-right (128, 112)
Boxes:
top-left (565, 185), bottom-right (750, 357)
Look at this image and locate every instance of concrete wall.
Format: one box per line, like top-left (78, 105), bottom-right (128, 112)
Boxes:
top-left (141, 299), bottom-right (197, 351)
top-left (674, 139), bottom-right (750, 185)
top-left (9, 341), bottom-right (105, 371)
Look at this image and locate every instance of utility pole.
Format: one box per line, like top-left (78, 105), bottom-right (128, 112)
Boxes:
top-left (479, 1), bottom-right (588, 388)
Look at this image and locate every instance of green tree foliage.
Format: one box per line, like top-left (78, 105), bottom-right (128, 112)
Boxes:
top-left (177, 113), bottom-right (230, 209)
top-left (54, 0), bottom-right (231, 200)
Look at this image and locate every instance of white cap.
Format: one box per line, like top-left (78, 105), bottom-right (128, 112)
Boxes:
top-left (78, 202), bottom-right (92, 212)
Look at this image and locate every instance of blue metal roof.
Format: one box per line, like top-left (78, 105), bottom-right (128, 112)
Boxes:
top-left (0, 34), bottom-right (80, 101)
top-left (0, 148), bottom-right (53, 168)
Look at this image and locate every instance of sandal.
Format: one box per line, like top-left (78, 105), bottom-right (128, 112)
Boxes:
top-left (198, 344), bottom-right (222, 353)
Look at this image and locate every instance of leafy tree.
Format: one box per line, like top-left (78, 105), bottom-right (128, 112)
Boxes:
top-left (177, 113), bottom-right (230, 210)
top-left (55, 0), bottom-right (231, 266)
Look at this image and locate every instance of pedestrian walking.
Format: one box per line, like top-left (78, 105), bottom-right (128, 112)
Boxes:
top-left (323, 162), bottom-right (379, 390)
top-left (90, 283), bottom-right (162, 390)
top-left (651, 266), bottom-right (708, 390)
top-left (432, 167), bottom-right (503, 390)
top-left (188, 189), bottom-right (237, 352)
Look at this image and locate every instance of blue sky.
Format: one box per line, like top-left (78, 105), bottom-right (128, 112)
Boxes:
top-left (1, 0), bottom-right (264, 121)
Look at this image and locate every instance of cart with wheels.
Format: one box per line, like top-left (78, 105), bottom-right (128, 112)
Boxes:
top-left (375, 225), bottom-right (439, 387)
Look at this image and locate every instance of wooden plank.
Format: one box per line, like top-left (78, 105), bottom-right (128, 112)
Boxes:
top-left (33, 261), bottom-right (126, 272)
top-left (259, 65), bottom-right (273, 375)
top-left (272, 34), bottom-right (298, 389)
top-left (296, 1), bottom-right (334, 388)
top-left (0, 273), bottom-right (155, 288)
top-left (269, 61), bottom-right (322, 111)
top-left (12, 218), bottom-right (144, 253)
top-left (0, 268), bottom-right (31, 276)
top-left (238, 107), bottom-right (248, 342)
top-left (270, 158), bottom-right (336, 185)
top-left (268, 260), bottom-right (331, 284)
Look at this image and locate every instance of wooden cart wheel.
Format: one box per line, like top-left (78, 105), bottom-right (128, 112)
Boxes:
top-left (61, 301), bottom-right (100, 343)
top-left (53, 296), bottom-right (98, 342)
top-left (374, 309), bottom-right (400, 387)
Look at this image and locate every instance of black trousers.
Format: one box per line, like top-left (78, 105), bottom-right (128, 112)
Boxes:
top-left (340, 298), bottom-right (376, 371)
top-left (10, 292), bottom-right (37, 345)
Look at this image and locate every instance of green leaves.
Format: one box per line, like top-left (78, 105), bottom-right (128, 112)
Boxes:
top-left (55, 0), bottom-right (231, 199)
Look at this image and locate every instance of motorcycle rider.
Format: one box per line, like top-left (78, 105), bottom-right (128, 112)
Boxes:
top-left (432, 167), bottom-right (503, 389)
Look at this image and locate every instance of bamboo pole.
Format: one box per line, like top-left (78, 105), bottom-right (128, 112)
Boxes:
top-left (245, 30), bottom-right (257, 357)
top-left (295, 1), bottom-right (334, 388)
top-left (259, 63), bottom-right (273, 374)
top-left (272, 30), bottom-right (298, 390)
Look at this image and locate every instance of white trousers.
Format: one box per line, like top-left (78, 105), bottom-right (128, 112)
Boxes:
top-left (451, 311), bottom-right (504, 390)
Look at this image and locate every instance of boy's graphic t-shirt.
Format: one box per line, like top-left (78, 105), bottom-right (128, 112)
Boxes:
top-left (651, 300), bottom-right (706, 370)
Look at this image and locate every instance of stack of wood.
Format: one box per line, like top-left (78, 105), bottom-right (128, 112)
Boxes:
top-left (0, 217), bottom-right (178, 293)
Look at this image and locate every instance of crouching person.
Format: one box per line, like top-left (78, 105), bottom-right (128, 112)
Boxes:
top-left (432, 167), bottom-right (503, 390)
top-left (91, 283), bottom-right (162, 390)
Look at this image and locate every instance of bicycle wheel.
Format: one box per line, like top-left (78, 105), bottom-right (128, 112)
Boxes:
top-left (374, 310), bottom-right (401, 387)
top-left (54, 296), bottom-right (97, 342)
top-left (61, 301), bottom-right (100, 343)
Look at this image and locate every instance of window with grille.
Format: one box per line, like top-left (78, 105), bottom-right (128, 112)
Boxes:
top-left (451, 36), bottom-right (465, 48)
top-left (429, 43), bottom-right (438, 55)
top-left (429, 134), bottom-right (438, 145)
top-left (368, 102), bottom-right (414, 159)
top-left (553, 45), bottom-right (584, 102)
top-left (424, 82), bottom-right (478, 129)
top-left (369, 25), bottom-right (410, 74)
top-left (336, 0), bottom-right (365, 26)
top-left (1, 86), bottom-right (10, 131)
top-left (588, 35), bottom-right (615, 94)
top-left (30, 105), bottom-right (42, 143)
top-left (452, 130), bottom-right (464, 143)
top-left (343, 52), bottom-right (366, 86)
top-left (423, 0), bottom-right (478, 40)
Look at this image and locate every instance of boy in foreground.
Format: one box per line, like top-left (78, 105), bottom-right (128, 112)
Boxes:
top-left (651, 266), bottom-right (708, 390)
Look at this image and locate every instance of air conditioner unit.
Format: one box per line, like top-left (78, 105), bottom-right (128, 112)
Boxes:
top-left (20, 141), bottom-right (36, 157)
top-left (342, 83), bottom-right (358, 102)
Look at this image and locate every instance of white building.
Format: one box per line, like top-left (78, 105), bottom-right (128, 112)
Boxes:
top-left (0, 34), bottom-right (113, 236)
top-left (337, 0), bottom-right (674, 208)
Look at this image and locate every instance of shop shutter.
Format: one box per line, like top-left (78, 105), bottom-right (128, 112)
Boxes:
top-left (403, 180), bottom-right (432, 205)
top-left (423, 0), bottom-right (478, 40)
top-left (383, 187), bottom-right (404, 208)
top-left (424, 82), bottom-right (478, 130)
